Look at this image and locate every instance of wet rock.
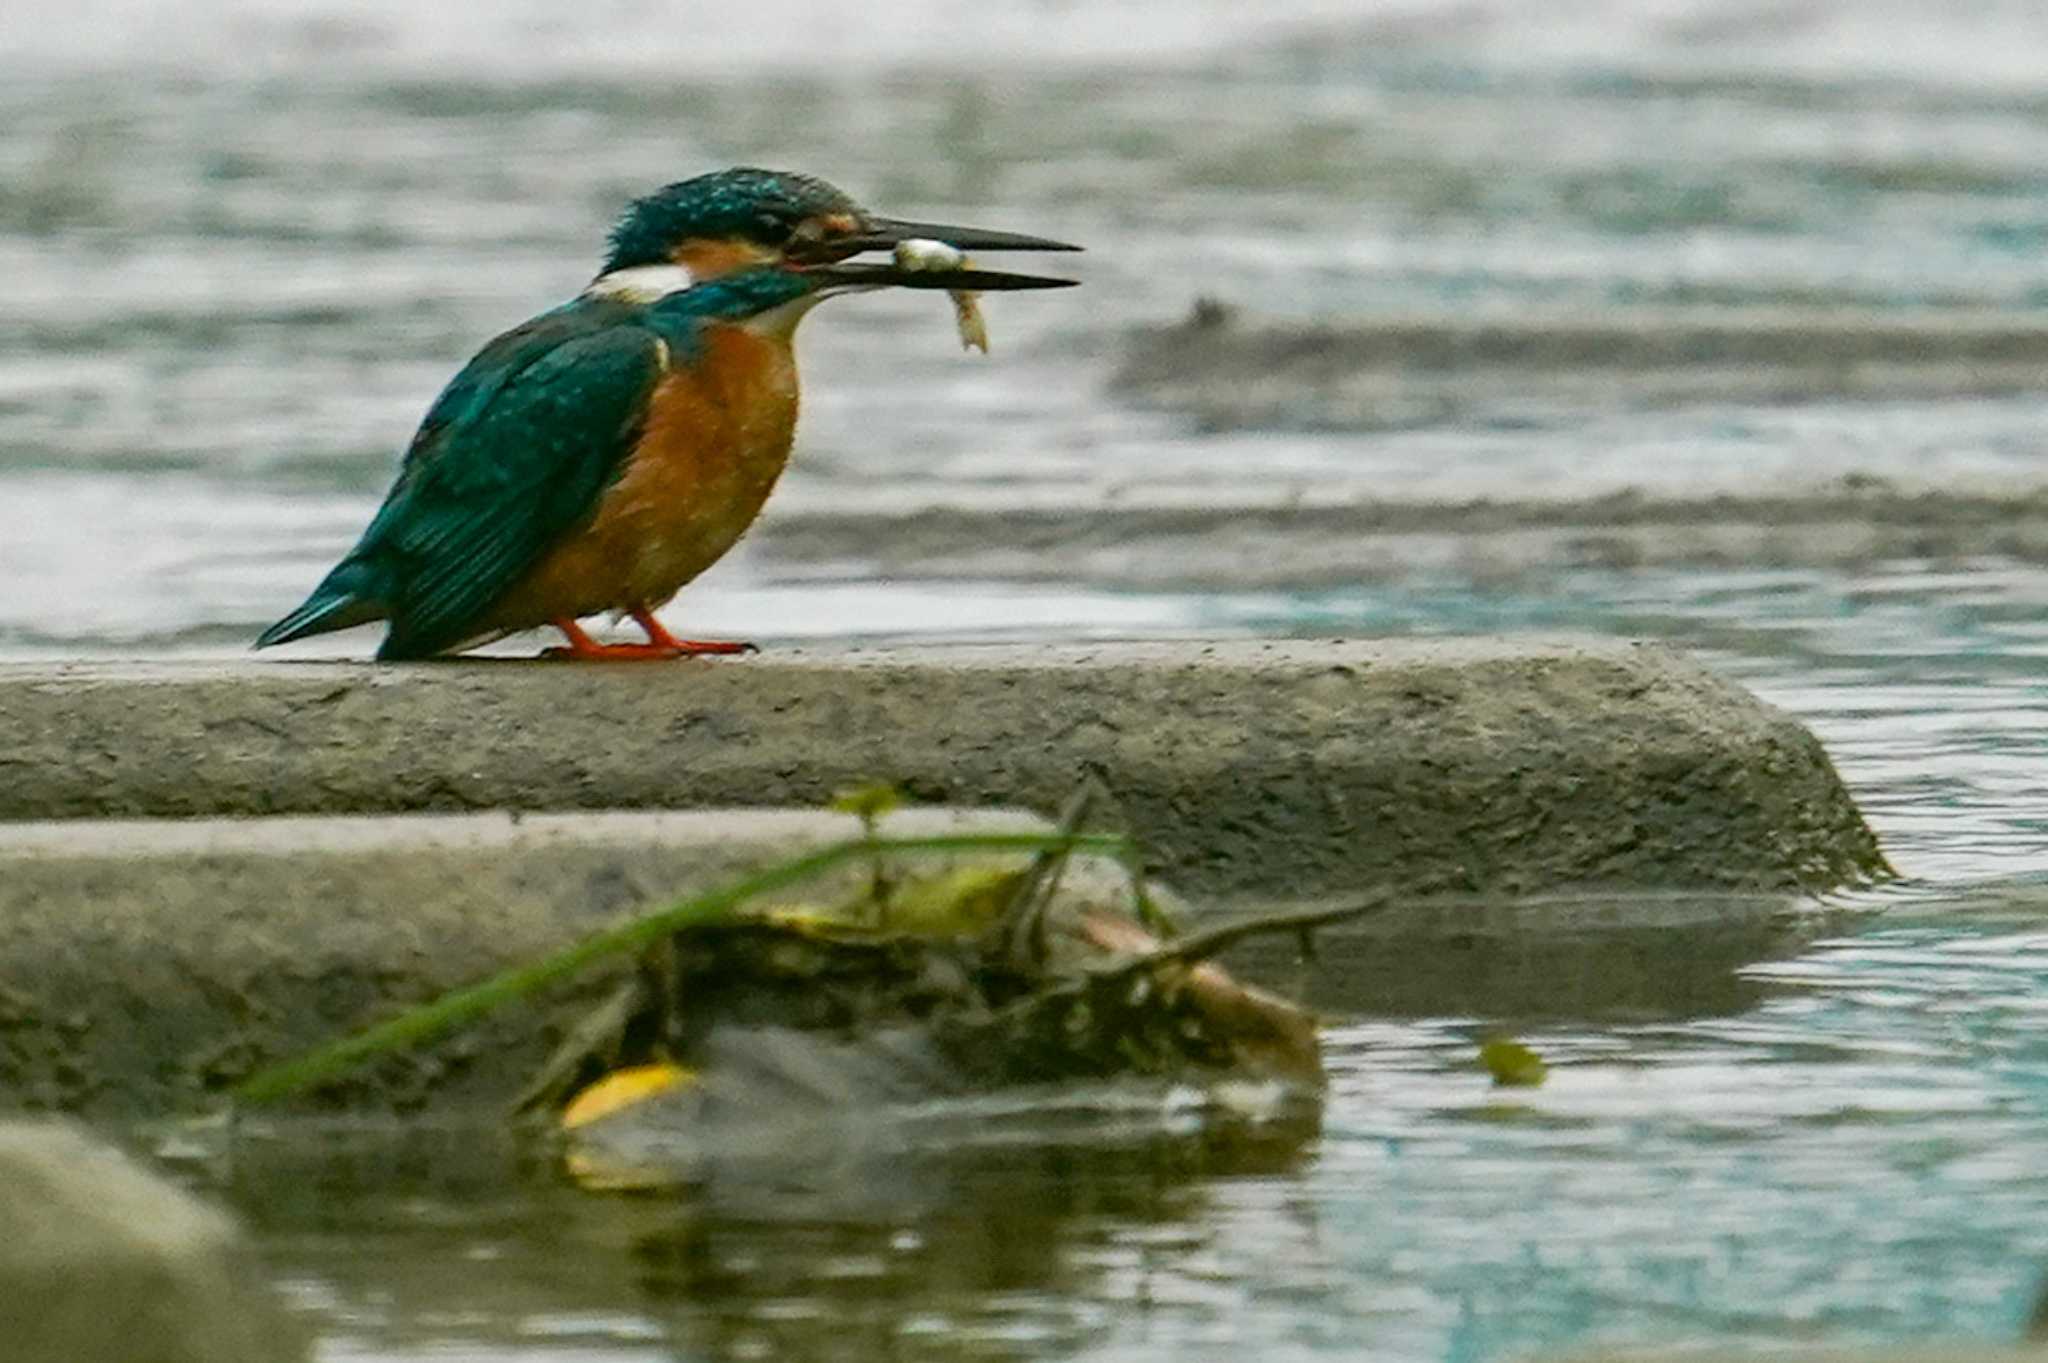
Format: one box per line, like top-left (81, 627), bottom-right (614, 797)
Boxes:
top-left (0, 641), bottom-right (1888, 901)
top-left (0, 1120), bottom-right (305, 1363)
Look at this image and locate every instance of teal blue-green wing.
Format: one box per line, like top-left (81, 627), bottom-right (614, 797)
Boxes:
top-left (367, 317), bottom-right (667, 659)
top-left (257, 301), bottom-right (667, 658)
top-left (392, 302), bottom-right (632, 477)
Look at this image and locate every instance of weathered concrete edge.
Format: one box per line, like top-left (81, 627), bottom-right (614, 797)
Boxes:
top-left (0, 639), bottom-right (1889, 898)
top-left (0, 807), bottom-right (1120, 1116)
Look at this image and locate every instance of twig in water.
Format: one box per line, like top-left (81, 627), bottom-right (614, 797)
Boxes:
top-left (1000, 777), bottom-right (1107, 969)
top-left (1106, 893), bottom-right (1395, 981)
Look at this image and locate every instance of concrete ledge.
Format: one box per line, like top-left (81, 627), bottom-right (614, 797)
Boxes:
top-left (0, 640), bottom-right (1885, 898)
top-left (0, 807), bottom-right (1083, 1114)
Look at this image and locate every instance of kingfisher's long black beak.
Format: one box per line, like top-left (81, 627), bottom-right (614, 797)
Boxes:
top-left (837, 216), bottom-right (1083, 256)
top-left (807, 261), bottom-right (1079, 291)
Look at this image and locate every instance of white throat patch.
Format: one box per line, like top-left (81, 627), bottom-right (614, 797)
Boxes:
top-left (739, 290), bottom-right (856, 341)
top-left (584, 263), bottom-right (697, 304)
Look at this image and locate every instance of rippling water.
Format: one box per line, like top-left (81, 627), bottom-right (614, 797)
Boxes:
top-left (17, 1), bottom-right (2048, 1358)
top-left (17, 0), bottom-right (2048, 651)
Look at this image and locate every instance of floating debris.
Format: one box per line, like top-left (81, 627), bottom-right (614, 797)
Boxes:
top-left (524, 788), bottom-right (1388, 1187)
top-left (1478, 1036), bottom-right (1549, 1087)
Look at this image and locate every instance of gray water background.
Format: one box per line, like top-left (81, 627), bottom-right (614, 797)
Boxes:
top-left (11, 2), bottom-right (2048, 1358)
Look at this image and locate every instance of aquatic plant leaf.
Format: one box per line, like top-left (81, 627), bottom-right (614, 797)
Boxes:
top-left (880, 866), bottom-right (1026, 937)
top-left (1479, 1037), bottom-right (1549, 1087)
top-left (750, 868), bottom-right (1026, 940)
top-left (761, 904), bottom-right (855, 933)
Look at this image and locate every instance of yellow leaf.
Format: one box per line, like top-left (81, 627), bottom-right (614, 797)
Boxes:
top-left (560, 1063), bottom-right (696, 1130)
top-left (1478, 1037), bottom-right (1549, 1088)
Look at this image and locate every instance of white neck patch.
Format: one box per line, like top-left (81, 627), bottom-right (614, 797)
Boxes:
top-left (738, 289), bottom-right (863, 341)
top-left (584, 263), bottom-right (696, 304)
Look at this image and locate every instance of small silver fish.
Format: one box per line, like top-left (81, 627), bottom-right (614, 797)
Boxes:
top-left (894, 237), bottom-right (990, 353)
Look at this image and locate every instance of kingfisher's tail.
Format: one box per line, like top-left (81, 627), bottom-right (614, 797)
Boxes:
top-left (254, 561), bottom-right (386, 649)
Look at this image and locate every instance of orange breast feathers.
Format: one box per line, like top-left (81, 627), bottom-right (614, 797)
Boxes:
top-left (484, 324), bottom-right (802, 630)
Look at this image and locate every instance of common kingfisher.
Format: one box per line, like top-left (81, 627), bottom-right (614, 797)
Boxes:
top-left (256, 167), bottom-right (1078, 661)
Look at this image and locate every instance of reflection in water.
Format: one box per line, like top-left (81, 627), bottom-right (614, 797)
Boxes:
top-left (1224, 892), bottom-right (1820, 1021)
top-left (217, 1113), bottom-right (1318, 1361)
top-left (626, 1133), bottom-right (1317, 1362)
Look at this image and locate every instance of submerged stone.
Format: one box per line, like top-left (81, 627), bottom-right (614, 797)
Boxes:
top-left (0, 1120), bottom-right (306, 1363)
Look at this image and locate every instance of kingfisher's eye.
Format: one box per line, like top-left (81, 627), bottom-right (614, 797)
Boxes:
top-left (753, 210), bottom-right (791, 238)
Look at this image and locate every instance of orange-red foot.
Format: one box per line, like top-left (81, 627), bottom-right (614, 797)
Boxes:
top-left (538, 616), bottom-right (758, 661)
top-left (629, 606), bottom-right (758, 656)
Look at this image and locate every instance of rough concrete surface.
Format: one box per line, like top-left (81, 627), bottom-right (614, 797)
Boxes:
top-left (0, 807), bottom-right (1099, 1115)
top-left (0, 641), bottom-right (1886, 900)
top-left (0, 1120), bottom-right (306, 1362)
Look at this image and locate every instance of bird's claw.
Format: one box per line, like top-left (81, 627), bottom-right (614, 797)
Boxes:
top-left (672, 639), bottom-right (759, 656)
top-left (538, 639), bottom-right (757, 661)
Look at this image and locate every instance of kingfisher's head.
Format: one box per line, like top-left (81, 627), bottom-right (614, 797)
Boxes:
top-left (592, 166), bottom-right (1078, 299)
